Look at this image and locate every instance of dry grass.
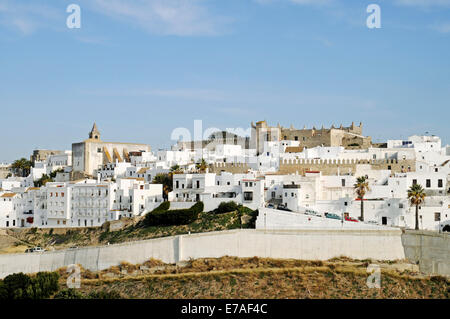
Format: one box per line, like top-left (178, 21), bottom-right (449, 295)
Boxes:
top-left (55, 256), bottom-right (449, 299)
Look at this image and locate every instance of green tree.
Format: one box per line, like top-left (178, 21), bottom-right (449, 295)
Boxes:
top-left (153, 173), bottom-right (172, 200)
top-left (407, 184), bottom-right (426, 230)
top-left (170, 165), bottom-right (183, 174)
top-left (11, 158), bottom-right (32, 177)
top-left (31, 272), bottom-right (59, 299)
top-left (34, 174), bottom-right (53, 187)
top-left (49, 168), bottom-right (64, 179)
top-left (1, 273), bottom-right (33, 299)
top-left (354, 176), bottom-right (370, 222)
top-left (196, 158), bottom-right (208, 173)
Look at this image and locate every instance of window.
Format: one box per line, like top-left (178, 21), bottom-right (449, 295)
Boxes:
top-left (244, 192), bottom-right (253, 201)
top-left (412, 179), bottom-right (417, 186)
top-left (294, 136), bottom-right (298, 141)
top-left (61, 192), bottom-right (64, 197)
top-left (176, 181), bottom-right (179, 188)
top-left (426, 179), bottom-right (431, 188)
top-left (196, 180), bottom-right (200, 188)
top-left (438, 179), bottom-right (443, 188)
top-left (341, 179), bottom-right (346, 187)
top-left (435, 213), bottom-right (441, 221)
top-left (435, 168), bottom-right (438, 172)
top-left (399, 203), bottom-right (404, 209)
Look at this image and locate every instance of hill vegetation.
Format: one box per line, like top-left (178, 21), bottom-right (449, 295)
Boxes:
top-left (2, 203), bottom-right (258, 252)
top-left (44, 256), bottom-right (450, 299)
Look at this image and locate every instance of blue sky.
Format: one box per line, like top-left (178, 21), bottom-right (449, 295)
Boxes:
top-left (0, 0), bottom-right (449, 162)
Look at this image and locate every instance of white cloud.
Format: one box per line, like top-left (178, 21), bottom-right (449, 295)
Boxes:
top-left (86, 0), bottom-right (229, 36)
top-left (0, 0), bottom-right (62, 35)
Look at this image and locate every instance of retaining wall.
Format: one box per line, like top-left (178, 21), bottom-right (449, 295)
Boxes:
top-left (401, 230), bottom-right (450, 277)
top-left (0, 229), bottom-right (405, 279)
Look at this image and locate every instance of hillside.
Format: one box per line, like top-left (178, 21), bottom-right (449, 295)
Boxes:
top-left (53, 256), bottom-right (449, 299)
top-left (1, 206), bottom-right (257, 253)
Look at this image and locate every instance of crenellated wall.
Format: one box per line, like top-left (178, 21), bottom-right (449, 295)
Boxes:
top-left (208, 163), bottom-right (250, 174)
top-left (279, 158), bottom-right (416, 175)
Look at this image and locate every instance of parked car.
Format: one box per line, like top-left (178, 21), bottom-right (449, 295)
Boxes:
top-left (276, 204), bottom-right (292, 212)
top-left (266, 204), bottom-right (275, 209)
top-left (344, 216), bottom-right (359, 222)
top-left (25, 246), bottom-right (45, 253)
top-left (325, 213), bottom-right (342, 220)
top-left (305, 209), bottom-right (322, 217)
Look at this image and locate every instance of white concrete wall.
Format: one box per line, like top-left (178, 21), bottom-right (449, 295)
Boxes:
top-left (256, 208), bottom-right (396, 230)
top-left (401, 230), bottom-right (450, 277)
top-left (0, 228), bottom-right (406, 279)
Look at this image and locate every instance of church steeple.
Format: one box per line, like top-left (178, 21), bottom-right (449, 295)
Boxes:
top-left (89, 123), bottom-right (101, 140)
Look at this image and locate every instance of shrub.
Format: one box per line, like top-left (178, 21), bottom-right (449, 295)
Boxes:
top-left (31, 272), bottom-right (59, 299)
top-left (145, 202), bottom-right (203, 226)
top-left (216, 201), bottom-right (239, 214)
top-left (152, 201), bottom-right (171, 213)
top-left (53, 288), bottom-right (84, 299)
top-left (1, 273), bottom-right (33, 299)
top-left (143, 201), bottom-right (171, 226)
top-left (0, 271), bottom-right (60, 299)
top-left (242, 209), bottom-right (258, 229)
top-left (0, 281), bottom-right (8, 299)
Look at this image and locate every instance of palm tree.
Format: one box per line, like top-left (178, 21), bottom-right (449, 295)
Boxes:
top-left (196, 158), bottom-right (208, 173)
top-left (11, 158), bottom-right (32, 177)
top-left (407, 184), bottom-right (426, 230)
top-left (170, 165), bottom-right (183, 174)
top-left (354, 176), bottom-right (370, 221)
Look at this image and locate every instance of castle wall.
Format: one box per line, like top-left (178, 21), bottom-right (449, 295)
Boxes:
top-left (208, 163), bottom-right (250, 174)
top-left (279, 158), bottom-right (416, 175)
